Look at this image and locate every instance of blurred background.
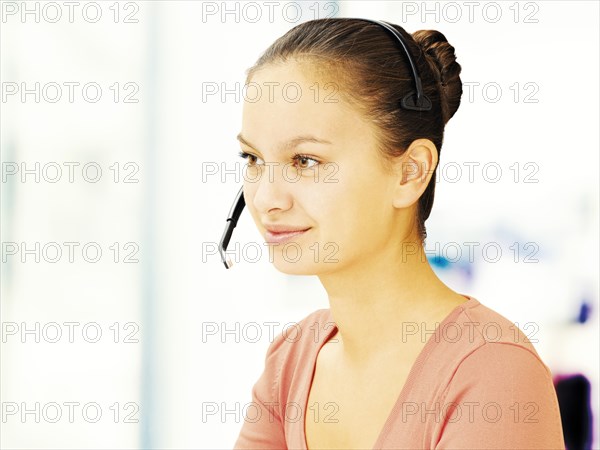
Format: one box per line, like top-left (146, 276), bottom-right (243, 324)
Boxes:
top-left (1, 1), bottom-right (598, 448)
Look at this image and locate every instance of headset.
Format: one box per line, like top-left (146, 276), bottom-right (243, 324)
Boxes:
top-left (218, 18), bottom-right (432, 269)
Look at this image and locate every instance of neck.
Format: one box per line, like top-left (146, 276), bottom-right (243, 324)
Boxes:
top-left (318, 240), bottom-right (467, 367)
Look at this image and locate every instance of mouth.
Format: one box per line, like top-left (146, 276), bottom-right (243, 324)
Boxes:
top-left (264, 228), bottom-right (311, 244)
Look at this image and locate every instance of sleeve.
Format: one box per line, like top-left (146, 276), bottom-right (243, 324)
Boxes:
top-left (233, 329), bottom-right (289, 449)
top-left (434, 342), bottom-right (566, 450)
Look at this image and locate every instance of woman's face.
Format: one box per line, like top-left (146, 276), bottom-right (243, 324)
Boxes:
top-left (239, 61), bottom-right (412, 275)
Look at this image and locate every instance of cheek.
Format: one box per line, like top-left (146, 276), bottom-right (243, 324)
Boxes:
top-left (304, 171), bottom-right (389, 247)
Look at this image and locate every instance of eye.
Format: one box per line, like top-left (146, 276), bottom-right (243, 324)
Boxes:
top-left (292, 153), bottom-right (320, 170)
top-left (238, 151), bottom-right (264, 166)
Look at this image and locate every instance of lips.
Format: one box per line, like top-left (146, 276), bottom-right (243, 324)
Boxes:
top-left (263, 225), bottom-right (311, 244)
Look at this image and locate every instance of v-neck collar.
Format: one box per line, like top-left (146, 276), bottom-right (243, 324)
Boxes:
top-left (300, 295), bottom-right (478, 450)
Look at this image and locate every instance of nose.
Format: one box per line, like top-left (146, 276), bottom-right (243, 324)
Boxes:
top-left (249, 162), bottom-right (294, 215)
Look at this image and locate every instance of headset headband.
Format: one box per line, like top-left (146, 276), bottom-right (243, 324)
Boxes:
top-left (359, 18), bottom-right (432, 111)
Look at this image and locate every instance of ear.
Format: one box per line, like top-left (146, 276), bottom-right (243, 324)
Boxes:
top-left (391, 138), bottom-right (438, 209)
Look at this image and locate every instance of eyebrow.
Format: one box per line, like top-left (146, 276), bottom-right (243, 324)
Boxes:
top-left (236, 132), bottom-right (332, 152)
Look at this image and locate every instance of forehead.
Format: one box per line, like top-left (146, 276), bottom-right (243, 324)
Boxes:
top-left (241, 61), bottom-right (372, 151)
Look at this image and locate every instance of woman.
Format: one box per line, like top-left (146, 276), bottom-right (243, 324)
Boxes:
top-left (233, 18), bottom-right (565, 450)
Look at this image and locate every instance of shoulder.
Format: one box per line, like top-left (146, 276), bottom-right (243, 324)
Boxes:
top-left (236, 310), bottom-right (329, 449)
top-left (440, 300), bottom-right (562, 436)
top-left (444, 297), bottom-right (549, 370)
top-left (434, 342), bottom-right (565, 449)
top-left (445, 340), bottom-right (554, 395)
top-left (431, 299), bottom-right (565, 448)
top-left (425, 298), bottom-right (550, 383)
top-left (255, 308), bottom-right (333, 410)
top-left (264, 307), bottom-right (333, 364)
top-left (261, 308), bottom-right (332, 381)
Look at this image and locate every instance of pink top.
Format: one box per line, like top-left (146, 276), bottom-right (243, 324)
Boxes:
top-left (234, 296), bottom-right (565, 449)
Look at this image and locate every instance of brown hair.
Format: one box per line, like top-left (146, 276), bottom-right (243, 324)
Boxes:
top-left (245, 18), bottom-right (463, 243)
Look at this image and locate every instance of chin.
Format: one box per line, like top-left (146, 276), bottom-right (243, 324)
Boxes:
top-left (270, 252), bottom-right (347, 276)
top-left (265, 237), bottom-right (346, 275)
top-left (270, 256), bottom-right (319, 276)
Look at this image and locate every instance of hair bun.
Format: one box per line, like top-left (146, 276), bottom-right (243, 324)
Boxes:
top-left (412, 30), bottom-right (462, 123)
